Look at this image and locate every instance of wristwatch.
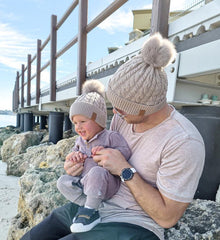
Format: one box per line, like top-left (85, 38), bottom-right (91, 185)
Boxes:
top-left (120, 168), bottom-right (136, 182)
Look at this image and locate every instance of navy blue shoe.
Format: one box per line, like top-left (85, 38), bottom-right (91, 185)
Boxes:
top-left (70, 206), bottom-right (101, 233)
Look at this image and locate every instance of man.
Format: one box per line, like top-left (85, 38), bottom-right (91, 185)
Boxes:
top-left (21, 33), bottom-right (205, 240)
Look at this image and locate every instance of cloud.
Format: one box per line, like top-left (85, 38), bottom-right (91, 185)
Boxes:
top-left (97, 0), bottom-right (189, 35)
top-left (0, 22), bottom-right (36, 70)
top-left (170, 0), bottom-right (187, 11)
top-left (142, 4), bottom-right (152, 9)
top-left (98, 9), bottom-right (133, 34)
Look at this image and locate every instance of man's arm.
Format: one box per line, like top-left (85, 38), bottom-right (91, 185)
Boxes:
top-left (93, 148), bottom-right (189, 228)
top-left (125, 170), bottom-right (189, 228)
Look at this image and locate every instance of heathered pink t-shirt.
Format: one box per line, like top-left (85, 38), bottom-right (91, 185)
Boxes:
top-left (99, 106), bottom-right (205, 240)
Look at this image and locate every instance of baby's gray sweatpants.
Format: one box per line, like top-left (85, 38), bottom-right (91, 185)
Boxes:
top-left (57, 157), bottom-right (120, 209)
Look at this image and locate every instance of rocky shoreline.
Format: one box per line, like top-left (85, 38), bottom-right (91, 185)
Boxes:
top-left (0, 126), bottom-right (220, 240)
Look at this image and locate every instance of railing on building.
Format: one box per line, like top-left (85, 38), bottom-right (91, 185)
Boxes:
top-left (14, 0), bottom-right (213, 113)
top-left (12, 0), bottom-right (135, 112)
top-left (12, 0), bottom-right (175, 113)
top-left (169, 0), bottom-right (206, 22)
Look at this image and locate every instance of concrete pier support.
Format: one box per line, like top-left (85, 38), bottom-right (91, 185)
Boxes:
top-left (24, 113), bottom-right (33, 132)
top-left (16, 113), bottom-right (20, 128)
top-left (40, 115), bottom-right (47, 130)
top-left (36, 116), bottom-right (40, 124)
top-left (64, 115), bottom-right (72, 131)
top-left (49, 112), bottom-right (64, 144)
top-left (33, 115), bottom-right (35, 126)
top-left (20, 113), bottom-right (24, 131)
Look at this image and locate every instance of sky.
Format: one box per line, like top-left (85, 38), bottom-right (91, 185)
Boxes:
top-left (0, 0), bottom-right (190, 111)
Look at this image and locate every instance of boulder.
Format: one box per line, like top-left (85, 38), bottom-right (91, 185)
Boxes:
top-left (6, 135), bottom-right (77, 177)
top-left (6, 144), bottom-right (49, 176)
top-left (1, 131), bottom-right (44, 163)
top-left (7, 167), bottom-right (68, 240)
top-left (0, 126), bottom-right (20, 146)
top-left (46, 136), bottom-right (77, 168)
top-left (165, 199), bottom-right (220, 239)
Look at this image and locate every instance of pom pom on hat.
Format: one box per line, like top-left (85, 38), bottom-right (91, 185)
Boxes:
top-left (141, 33), bottom-right (176, 68)
top-left (69, 80), bottom-right (107, 128)
top-left (82, 79), bottom-right (105, 97)
top-left (107, 33), bottom-right (176, 116)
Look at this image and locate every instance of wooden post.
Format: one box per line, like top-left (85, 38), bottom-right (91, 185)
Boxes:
top-left (36, 39), bottom-right (41, 104)
top-left (77, 0), bottom-right (88, 95)
top-left (50, 15), bottom-right (57, 101)
top-left (151, 0), bottom-right (171, 38)
top-left (27, 54), bottom-right (31, 106)
top-left (21, 64), bottom-right (24, 107)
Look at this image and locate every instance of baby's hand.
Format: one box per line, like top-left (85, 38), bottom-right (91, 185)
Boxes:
top-left (91, 146), bottom-right (104, 156)
top-left (68, 151), bottom-right (87, 164)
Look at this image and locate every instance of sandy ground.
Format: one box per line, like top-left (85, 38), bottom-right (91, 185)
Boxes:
top-left (0, 160), bottom-right (20, 240)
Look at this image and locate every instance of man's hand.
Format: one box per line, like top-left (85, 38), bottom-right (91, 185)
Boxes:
top-left (93, 148), bottom-right (131, 176)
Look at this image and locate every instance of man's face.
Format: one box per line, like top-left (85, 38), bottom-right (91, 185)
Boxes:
top-left (113, 108), bottom-right (146, 124)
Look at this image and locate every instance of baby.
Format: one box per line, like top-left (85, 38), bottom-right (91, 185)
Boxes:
top-left (57, 80), bottom-right (131, 233)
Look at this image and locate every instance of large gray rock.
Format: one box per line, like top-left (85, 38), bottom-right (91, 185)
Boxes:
top-left (6, 144), bottom-right (49, 176)
top-left (7, 136), bottom-right (78, 239)
top-left (7, 167), bottom-right (68, 240)
top-left (0, 126), bottom-right (20, 146)
top-left (165, 199), bottom-right (220, 239)
top-left (1, 131), bottom-right (44, 163)
top-left (46, 136), bottom-right (77, 168)
top-left (6, 136), bottom-right (77, 177)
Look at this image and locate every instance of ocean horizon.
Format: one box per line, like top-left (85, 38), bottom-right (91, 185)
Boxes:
top-left (0, 114), bottom-right (16, 128)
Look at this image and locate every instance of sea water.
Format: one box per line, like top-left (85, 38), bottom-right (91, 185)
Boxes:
top-left (0, 115), bottom-right (16, 127)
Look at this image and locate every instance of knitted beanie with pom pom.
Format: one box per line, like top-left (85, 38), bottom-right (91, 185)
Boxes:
top-left (106, 33), bottom-right (176, 116)
top-left (69, 80), bottom-right (107, 128)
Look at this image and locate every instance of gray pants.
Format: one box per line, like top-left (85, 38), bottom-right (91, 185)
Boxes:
top-left (57, 157), bottom-right (120, 209)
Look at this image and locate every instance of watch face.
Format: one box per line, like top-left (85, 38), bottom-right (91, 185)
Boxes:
top-left (122, 168), bottom-right (133, 181)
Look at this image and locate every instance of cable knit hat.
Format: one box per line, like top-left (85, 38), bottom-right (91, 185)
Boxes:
top-left (69, 80), bottom-right (107, 128)
top-left (107, 33), bottom-right (176, 116)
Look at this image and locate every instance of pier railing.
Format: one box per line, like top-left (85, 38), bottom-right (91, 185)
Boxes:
top-left (12, 0), bottom-right (210, 113)
top-left (12, 0), bottom-right (172, 112)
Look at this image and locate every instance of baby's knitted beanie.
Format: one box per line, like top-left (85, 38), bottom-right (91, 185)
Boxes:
top-left (107, 33), bottom-right (176, 116)
top-left (69, 80), bottom-right (107, 128)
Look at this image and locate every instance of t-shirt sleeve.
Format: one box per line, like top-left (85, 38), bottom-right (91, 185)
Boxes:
top-left (157, 137), bottom-right (205, 203)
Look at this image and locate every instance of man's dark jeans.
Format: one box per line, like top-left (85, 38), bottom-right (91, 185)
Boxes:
top-left (20, 202), bottom-right (160, 240)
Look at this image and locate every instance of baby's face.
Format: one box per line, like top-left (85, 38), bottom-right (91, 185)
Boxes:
top-left (72, 115), bottom-right (103, 141)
